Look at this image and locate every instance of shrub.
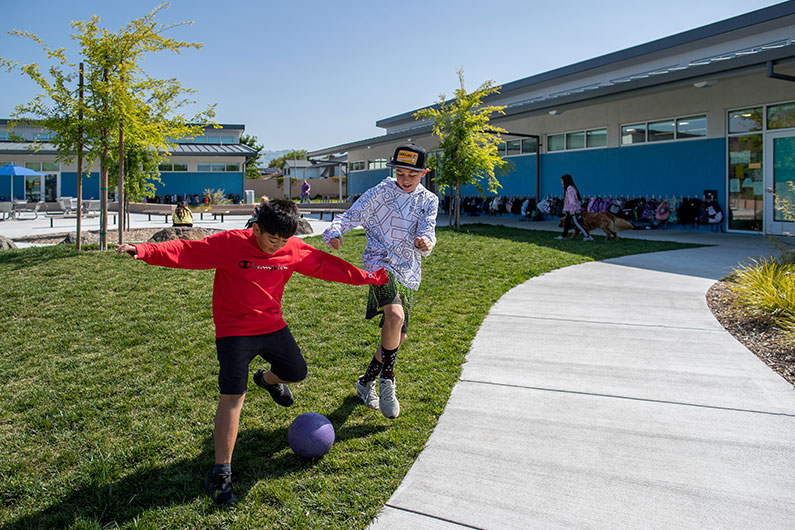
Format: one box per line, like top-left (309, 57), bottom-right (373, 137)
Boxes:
top-left (730, 257), bottom-right (795, 337)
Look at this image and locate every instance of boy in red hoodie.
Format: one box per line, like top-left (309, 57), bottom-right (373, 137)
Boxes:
top-left (117, 199), bottom-right (387, 506)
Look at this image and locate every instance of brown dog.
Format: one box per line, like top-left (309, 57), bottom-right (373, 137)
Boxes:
top-left (558, 212), bottom-right (634, 240)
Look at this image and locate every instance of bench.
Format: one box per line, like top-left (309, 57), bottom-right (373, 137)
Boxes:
top-left (141, 205), bottom-right (175, 222)
top-left (297, 203), bottom-right (352, 220)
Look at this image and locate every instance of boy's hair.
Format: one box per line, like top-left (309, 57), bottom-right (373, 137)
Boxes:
top-left (255, 199), bottom-right (300, 238)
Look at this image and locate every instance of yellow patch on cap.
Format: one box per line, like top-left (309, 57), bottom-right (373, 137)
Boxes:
top-left (395, 150), bottom-right (419, 165)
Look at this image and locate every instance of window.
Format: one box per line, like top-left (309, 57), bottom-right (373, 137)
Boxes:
top-left (496, 142), bottom-right (506, 156)
top-left (225, 163), bottom-right (240, 172)
top-left (349, 161), bottom-right (365, 171)
top-left (547, 134), bottom-right (565, 152)
top-left (586, 129), bottom-right (607, 148)
top-left (197, 163), bottom-right (211, 171)
top-left (25, 162), bottom-right (59, 171)
top-left (549, 128), bottom-right (605, 152)
top-left (369, 158), bottom-right (387, 170)
top-left (159, 163), bottom-right (174, 171)
top-left (0, 133), bottom-right (8, 140)
top-left (173, 163), bottom-right (188, 171)
top-left (211, 163), bottom-right (227, 172)
top-left (506, 140), bottom-right (521, 156)
top-left (621, 124), bottom-right (646, 145)
top-left (676, 115), bottom-right (707, 138)
top-left (566, 131), bottom-right (585, 150)
top-left (623, 115), bottom-right (707, 145)
top-left (221, 136), bottom-right (235, 144)
top-left (767, 102), bottom-right (795, 130)
top-left (521, 138), bottom-right (538, 154)
top-left (648, 119), bottom-right (675, 142)
top-left (728, 107), bottom-right (763, 133)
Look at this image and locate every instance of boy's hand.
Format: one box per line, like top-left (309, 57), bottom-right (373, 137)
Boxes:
top-left (414, 236), bottom-right (432, 253)
top-left (329, 237), bottom-right (343, 250)
top-left (117, 243), bottom-right (139, 258)
top-left (370, 267), bottom-right (389, 285)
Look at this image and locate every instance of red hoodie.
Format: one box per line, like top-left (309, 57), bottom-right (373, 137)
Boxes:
top-left (134, 229), bottom-right (387, 338)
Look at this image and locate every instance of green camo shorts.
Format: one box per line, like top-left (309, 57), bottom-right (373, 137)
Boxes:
top-left (366, 270), bottom-right (413, 334)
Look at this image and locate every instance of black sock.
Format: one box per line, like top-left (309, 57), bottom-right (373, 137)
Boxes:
top-left (211, 463), bottom-right (231, 476)
top-left (360, 356), bottom-right (383, 384)
top-left (380, 345), bottom-right (398, 380)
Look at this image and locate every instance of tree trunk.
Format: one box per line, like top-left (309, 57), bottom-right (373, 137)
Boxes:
top-left (118, 113), bottom-right (125, 246)
top-left (455, 179), bottom-right (461, 231)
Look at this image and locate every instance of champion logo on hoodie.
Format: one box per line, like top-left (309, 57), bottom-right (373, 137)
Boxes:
top-left (238, 260), bottom-right (288, 271)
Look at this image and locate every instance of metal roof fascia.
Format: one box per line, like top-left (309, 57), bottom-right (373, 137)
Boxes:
top-left (375, 2), bottom-right (795, 128)
top-left (497, 45), bottom-right (795, 120)
top-left (307, 126), bottom-right (433, 158)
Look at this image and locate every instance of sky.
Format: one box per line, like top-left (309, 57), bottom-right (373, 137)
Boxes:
top-left (0, 0), bottom-right (787, 153)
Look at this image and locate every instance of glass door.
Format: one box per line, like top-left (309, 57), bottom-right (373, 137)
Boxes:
top-left (764, 131), bottom-right (795, 235)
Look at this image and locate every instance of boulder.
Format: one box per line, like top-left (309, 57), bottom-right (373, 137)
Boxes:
top-left (149, 227), bottom-right (218, 243)
top-left (61, 231), bottom-right (100, 245)
top-left (296, 218), bottom-right (313, 235)
top-left (0, 235), bottom-right (17, 250)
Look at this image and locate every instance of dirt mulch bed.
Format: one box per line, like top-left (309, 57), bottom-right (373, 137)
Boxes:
top-left (706, 280), bottom-right (795, 385)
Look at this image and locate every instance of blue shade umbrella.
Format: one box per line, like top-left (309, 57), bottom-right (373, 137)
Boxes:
top-left (0, 163), bottom-right (46, 201)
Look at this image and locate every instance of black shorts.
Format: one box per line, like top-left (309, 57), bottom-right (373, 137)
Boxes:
top-left (215, 326), bottom-right (307, 395)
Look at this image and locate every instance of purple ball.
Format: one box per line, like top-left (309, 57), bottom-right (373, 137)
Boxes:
top-left (288, 412), bottom-right (335, 458)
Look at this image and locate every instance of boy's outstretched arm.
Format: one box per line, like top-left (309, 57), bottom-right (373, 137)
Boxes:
top-left (117, 243), bottom-right (139, 258)
top-left (294, 241), bottom-right (388, 286)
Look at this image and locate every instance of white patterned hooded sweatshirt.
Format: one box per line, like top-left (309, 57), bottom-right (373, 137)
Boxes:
top-left (322, 177), bottom-right (438, 290)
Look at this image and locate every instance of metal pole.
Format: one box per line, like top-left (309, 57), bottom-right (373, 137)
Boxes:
top-left (100, 65), bottom-right (109, 251)
top-left (76, 62), bottom-right (84, 251)
top-left (118, 69), bottom-right (125, 246)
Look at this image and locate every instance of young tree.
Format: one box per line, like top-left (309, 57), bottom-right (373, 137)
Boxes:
top-left (414, 68), bottom-right (509, 229)
top-left (240, 134), bottom-right (264, 178)
top-left (1, 2), bottom-right (215, 249)
top-left (269, 149), bottom-right (307, 170)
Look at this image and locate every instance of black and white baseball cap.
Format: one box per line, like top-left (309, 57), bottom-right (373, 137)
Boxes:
top-left (386, 143), bottom-right (428, 171)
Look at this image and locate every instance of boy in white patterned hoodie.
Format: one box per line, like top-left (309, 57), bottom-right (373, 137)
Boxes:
top-left (323, 143), bottom-right (438, 418)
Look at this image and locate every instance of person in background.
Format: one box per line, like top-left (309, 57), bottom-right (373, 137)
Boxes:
top-left (173, 200), bottom-right (193, 227)
top-left (300, 180), bottom-right (311, 204)
top-left (556, 174), bottom-right (593, 241)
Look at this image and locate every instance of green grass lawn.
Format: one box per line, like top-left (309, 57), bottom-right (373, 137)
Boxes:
top-left (0, 225), bottom-right (696, 529)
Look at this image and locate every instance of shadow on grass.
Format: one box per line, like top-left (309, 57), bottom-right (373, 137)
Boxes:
top-left (0, 245), bottom-right (85, 271)
top-left (447, 223), bottom-right (703, 258)
top-left (4, 395), bottom-right (385, 530)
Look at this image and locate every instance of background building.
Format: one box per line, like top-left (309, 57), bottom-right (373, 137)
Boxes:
top-left (0, 122), bottom-right (257, 204)
top-left (309, 2), bottom-right (795, 235)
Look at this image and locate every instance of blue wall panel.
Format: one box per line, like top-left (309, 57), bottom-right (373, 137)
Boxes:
top-left (349, 169), bottom-right (390, 195)
top-left (60, 172), bottom-right (101, 200)
top-left (155, 172), bottom-right (244, 197)
top-left (454, 138), bottom-right (726, 206)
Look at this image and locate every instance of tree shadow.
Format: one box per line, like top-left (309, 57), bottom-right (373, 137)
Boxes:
top-left (0, 245), bottom-right (84, 271)
top-left (3, 395), bottom-right (386, 530)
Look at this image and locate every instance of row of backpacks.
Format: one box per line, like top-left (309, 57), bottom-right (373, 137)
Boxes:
top-left (440, 196), bottom-right (542, 220)
top-left (440, 194), bottom-right (724, 229)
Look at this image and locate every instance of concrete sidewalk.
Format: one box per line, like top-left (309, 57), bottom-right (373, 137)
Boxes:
top-left (370, 219), bottom-right (795, 529)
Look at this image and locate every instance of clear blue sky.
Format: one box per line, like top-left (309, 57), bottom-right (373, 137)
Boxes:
top-left (0, 0), bottom-right (785, 153)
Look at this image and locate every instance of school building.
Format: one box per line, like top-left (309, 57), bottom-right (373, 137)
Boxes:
top-left (308, 2), bottom-right (795, 235)
top-left (0, 122), bottom-right (257, 205)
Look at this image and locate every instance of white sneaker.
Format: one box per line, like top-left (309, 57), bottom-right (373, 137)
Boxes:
top-left (379, 378), bottom-right (400, 419)
top-left (356, 378), bottom-right (379, 410)
top-left (583, 236), bottom-right (594, 241)
top-left (554, 235), bottom-right (566, 240)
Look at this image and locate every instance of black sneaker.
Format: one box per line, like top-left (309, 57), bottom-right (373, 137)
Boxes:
top-left (253, 370), bottom-right (294, 407)
top-left (205, 472), bottom-right (238, 506)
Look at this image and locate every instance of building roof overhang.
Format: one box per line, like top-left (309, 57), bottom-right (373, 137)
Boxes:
top-left (308, 43), bottom-right (795, 158)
